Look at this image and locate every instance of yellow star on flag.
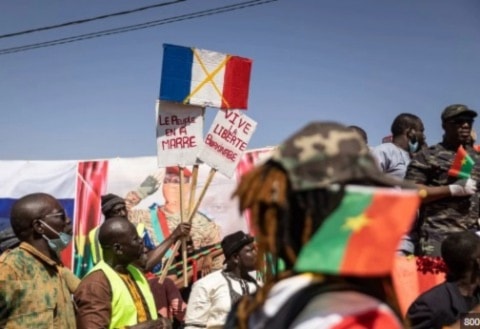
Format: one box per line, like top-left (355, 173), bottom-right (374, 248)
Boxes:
top-left (342, 213), bottom-right (370, 232)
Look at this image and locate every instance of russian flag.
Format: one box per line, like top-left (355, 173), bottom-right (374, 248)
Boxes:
top-left (0, 160), bottom-right (109, 276)
top-left (159, 44), bottom-right (252, 110)
top-left (0, 161), bottom-right (78, 268)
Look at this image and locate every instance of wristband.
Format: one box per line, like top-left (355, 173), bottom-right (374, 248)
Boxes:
top-left (418, 189), bottom-right (428, 198)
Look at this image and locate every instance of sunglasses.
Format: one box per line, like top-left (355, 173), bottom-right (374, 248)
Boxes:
top-left (40, 211), bottom-right (67, 222)
top-left (446, 117), bottom-right (474, 125)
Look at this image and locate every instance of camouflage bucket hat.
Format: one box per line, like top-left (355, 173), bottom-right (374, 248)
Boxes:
top-left (270, 121), bottom-right (414, 191)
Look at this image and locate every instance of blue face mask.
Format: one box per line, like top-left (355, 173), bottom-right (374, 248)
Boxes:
top-left (40, 220), bottom-right (72, 253)
top-left (408, 140), bottom-right (419, 153)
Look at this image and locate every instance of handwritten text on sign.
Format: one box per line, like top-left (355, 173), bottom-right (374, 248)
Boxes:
top-left (198, 110), bottom-right (257, 178)
top-left (156, 101), bottom-right (204, 167)
top-left (158, 115), bottom-right (198, 149)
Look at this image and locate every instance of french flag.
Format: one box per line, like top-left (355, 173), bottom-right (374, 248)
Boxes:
top-left (159, 44), bottom-right (252, 110)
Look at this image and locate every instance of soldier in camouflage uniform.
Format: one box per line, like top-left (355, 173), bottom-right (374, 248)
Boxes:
top-left (0, 193), bottom-right (77, 328)
top-left (405, 104), bottom-right (480, 256)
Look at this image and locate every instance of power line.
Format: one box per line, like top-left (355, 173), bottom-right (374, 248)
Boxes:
top-left (0, 0), bottom-right (187, 40)
top-left (0, 0), bottom-right (277, 56)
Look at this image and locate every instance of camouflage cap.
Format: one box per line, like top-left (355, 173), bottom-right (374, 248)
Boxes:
top-left (441, 104), bottom-right (477, 122)
top-left (270, 121), bottom-right (413, 191)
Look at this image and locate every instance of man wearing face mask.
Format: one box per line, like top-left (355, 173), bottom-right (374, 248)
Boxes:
top-left (0, 192), bottom-right (77, 328)
top-left (372, 113), bottom-right (427, 255)
top-left (407, 231), bottom-right (480, 328)
top-left (406, 104), bottom-right (480, 256)
top-left (371, 112), bottom-right (426, 180)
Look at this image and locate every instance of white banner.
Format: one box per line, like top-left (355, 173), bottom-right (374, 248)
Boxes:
top-left (0, 155), bottom-right (264, 274)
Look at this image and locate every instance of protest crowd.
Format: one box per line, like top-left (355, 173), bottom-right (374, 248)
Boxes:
top-left (2, 103), bottom-right (480, 329)
top-left (2, 36), bottom-right (480, 328)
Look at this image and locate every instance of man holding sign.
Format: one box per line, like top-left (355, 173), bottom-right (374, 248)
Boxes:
top-left (126, 166), bottom-right (224, 277)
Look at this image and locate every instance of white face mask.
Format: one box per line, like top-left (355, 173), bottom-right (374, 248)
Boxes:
top-left (408, 128), bottom-right (420, 153)
top-left (40, 220), bottom-right (72, 253)
top-left (408, 140), bottom-right (419, 153)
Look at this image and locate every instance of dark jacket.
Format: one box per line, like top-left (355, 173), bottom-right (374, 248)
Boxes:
top-left (0, 227), bottom-right (20, 253)
top-left (407, 281), bottom-right (479, 329)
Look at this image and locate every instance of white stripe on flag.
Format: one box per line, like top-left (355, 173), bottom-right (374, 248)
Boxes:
top-left (190, 49), bottom-right (227, 108)
top-left (0, 161), bottom-right (77, 198)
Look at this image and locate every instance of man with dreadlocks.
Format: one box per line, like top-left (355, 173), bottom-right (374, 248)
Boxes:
top-left (225, 121), bottom-right (422, 329)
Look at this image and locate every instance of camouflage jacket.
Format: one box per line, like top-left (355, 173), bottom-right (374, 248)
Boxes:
top-left (405, 143), bottom-right (480, 240)
top-left (0, 242), bottom-right (77, 329)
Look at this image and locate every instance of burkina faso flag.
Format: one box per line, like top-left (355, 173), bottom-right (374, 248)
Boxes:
top-left (448, 145), bottom-right (475, 179)
top-left (294, 185), bottom-right (420, 276)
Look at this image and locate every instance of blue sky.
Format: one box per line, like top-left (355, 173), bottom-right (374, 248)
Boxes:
top-left (1, 0), bottom-right (480, 160)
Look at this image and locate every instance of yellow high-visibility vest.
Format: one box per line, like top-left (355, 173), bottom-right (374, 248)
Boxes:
top-left (87, 260), bottom-right (157, 329)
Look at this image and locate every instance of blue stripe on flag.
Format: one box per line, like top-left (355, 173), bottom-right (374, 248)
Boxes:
top-left (0, 217), bottom-right (10, 231)
top-left (58, 199), bottom-right (75, 221)
top-left (0, 198), bottom-right (16, 219)
top-left (0, 198), bottom-right (75, 223)
top-left (159, 44), bottom-right (193, 102)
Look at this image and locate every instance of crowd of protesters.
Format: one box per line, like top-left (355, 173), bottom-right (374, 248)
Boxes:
top-left (1, 103), bottom-right (480, 328)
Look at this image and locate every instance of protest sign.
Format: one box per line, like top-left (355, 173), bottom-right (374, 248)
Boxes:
top-left (198, 110), bottom-right (257, 178)
top-left (156, 101), bottom-right (204, 167)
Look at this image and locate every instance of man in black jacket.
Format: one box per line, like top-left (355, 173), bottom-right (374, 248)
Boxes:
top-left (407, 231), bottom-right (480, 328)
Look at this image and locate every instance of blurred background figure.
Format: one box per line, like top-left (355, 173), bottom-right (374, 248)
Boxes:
top-left (348, 125), bottom-right (369, 145)
top-left (407, 231), bottom-right (480, 329)
top-left (371, 113), bottom-right (425, 180)
top-left (184, 231), bottom-right (259, 329)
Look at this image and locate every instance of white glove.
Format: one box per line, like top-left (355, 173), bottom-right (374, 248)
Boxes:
top-left (448, 178), bottom-right (477, 196)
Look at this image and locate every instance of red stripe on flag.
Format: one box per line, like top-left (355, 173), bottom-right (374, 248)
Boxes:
top-left (341, 193), bottom-right (419, 275)
top-left (75, 161), bottom-right (109, 236)
top-left (448, 145), bottom-right (468, 177)
top-left (73, 161), bottom-right (108, 275)
top-left (221, 55), bottom-right (252, 109)
top-left (234, 150), bottom-right (266, 235)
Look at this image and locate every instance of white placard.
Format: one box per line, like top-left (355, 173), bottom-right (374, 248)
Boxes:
top-left (198, 110), bottom-right (257, 178)
top-left (156, 100), bottom-right (204, 167)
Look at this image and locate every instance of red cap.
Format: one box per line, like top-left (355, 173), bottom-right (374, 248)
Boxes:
top-left (166, 166), bottom-right (192, 177)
